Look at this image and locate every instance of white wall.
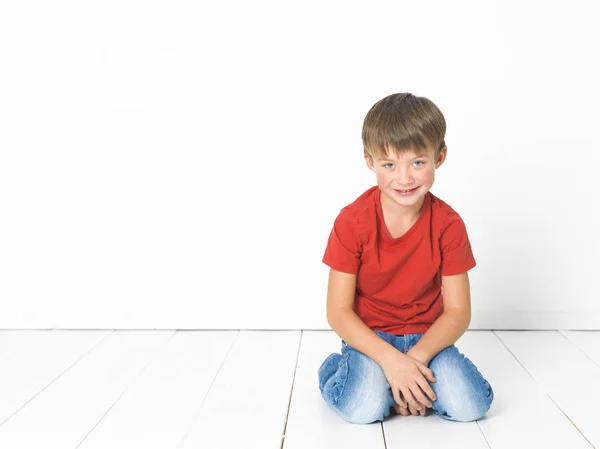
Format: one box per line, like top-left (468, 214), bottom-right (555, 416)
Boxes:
top-left (1, 0), bottom-right (599, 330)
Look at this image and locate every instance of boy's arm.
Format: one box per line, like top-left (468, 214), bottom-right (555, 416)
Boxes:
top-left (326, 268), bottom-right (398, 365)
top-left (406, 272), bottom-right (472, 366)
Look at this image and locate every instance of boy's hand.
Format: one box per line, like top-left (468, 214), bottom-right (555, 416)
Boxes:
top-left (379, 349), bottom-right (437, 416)
top-left (400, 350), bottom-right (435, 415)
top-left (405, 348), bottom-right (430, 366)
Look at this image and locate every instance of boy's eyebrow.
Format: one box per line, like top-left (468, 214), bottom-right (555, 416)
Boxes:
top-left (379, 154), bottom-right (427, 162)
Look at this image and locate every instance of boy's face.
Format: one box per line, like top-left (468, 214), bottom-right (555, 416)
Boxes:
top-left (365, 145), bottom-right (447, 217)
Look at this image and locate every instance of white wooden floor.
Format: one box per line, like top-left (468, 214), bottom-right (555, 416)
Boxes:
top-left (0, 330), bottom-right (599, 449)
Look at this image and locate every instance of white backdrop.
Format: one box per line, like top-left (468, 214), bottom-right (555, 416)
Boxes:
top-left (1, 0), bottom-right (599, 330)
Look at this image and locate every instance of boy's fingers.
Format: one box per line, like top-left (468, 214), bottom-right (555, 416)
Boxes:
top-left (400, 386), bottom-right (418, 406)
top-left (396, 392), bottom-right (407, 409)
top-left (394, 403), bottom-right (410, 416)
top-left (417, 363), bottom-right (436, 382)
top-left (400, 407), bottom-right (410, 416)
top-left (407, 401), bottom-right (421, 415)
top-left (392, 389), bottom-right (405, 409)
top-left (416, 378), bottom-right (437, 404)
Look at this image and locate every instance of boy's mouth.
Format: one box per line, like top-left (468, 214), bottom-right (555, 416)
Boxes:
top-left (394, 187), bottom-right (419, 195)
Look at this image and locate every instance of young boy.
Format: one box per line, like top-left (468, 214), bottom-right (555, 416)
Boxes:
top-left (318, 93), bottom-right (494, 424)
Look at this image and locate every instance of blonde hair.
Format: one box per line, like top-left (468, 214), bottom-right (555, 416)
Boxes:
top-left (362, 93), bottom-right (446, 161)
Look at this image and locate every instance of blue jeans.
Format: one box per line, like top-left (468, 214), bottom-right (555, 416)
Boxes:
top-left (318, 330), bottom-right (494, 424)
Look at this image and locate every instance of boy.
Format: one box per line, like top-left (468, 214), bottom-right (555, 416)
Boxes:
top-left (318, 93), bottom-right (494, 424)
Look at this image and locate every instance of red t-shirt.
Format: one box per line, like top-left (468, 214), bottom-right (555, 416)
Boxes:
top-left (322, 186), bottom-right (476, 335)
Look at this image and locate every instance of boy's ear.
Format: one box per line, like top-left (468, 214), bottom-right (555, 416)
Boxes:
top-left (364, 154), bottom-right (375, 171)
top-left (435, 146), bottom-right (448, 168)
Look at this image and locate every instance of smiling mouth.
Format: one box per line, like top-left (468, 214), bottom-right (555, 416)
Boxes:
top-left (395, 187), bottom-right (418, 193)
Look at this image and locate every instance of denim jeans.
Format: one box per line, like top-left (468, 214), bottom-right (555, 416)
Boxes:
top-left (318, 330), bottom-right (494, 424)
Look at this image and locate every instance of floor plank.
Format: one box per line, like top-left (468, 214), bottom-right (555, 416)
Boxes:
top-left (494, 331), bottom-right (595, 448)
top-left (177, 330), bottom-right (300, 449)
top-left (77, 330), bottom-right (237, 449)
top-left (0, 330), bottom-right (110, 426)
top-left (283, 331), bottom-right (386, 449)
top-left (0, 329), bottom-right (599, 448)
top-left (0, 330), bottom-right (174, 449)
top-left (560, 330), bottom-right (600, 366)
top-left (458, 331), bottom-right (592, 449)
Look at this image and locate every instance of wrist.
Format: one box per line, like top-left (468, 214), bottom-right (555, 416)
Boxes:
top-left (376, 342), bottom-right (405, 367)
top-left (406, 348), bottom-right (431, 366)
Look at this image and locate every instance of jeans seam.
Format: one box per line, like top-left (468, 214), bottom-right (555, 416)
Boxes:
top-left (332, 351), bottom-right (350, 404)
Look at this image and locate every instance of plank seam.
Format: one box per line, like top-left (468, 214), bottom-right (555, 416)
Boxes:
top-left (74, 330), bottom-right (178, 448)
top-left (557, 330), bottom-right (600, 370)
top-left (280, 330), bottom-right (303, 449)
top-left (0, 329), bottom-right (114, 429)
top-left (176, 330), bottom-right (240, 449)
top-left (492, 330), bottom-right (596, 449)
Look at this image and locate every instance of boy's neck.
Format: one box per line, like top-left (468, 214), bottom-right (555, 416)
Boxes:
top-left (379, 189), bottom-right (426, 223)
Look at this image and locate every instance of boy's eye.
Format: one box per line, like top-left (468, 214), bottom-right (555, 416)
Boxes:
top-left (383, 161), bottom-right (425, 169)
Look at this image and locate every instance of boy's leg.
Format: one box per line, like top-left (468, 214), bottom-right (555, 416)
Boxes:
top-left (318, 342), bottom-right (396, 424)
top-left (426, 345), bottom-right (494, 422)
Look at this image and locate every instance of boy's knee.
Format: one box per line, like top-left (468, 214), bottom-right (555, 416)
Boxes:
top-left (319, 347), bottom-right (394, 424)
top-left (318, 352), bottom-right (343, 392)
top-left (433, 368), bottom-right (494, 422)
top-left (340, 399), bottom-right (393, 424)
top-left (442, 398), bottom-right (492, 422)
top-left (428, 345), bottom-right (494, 422)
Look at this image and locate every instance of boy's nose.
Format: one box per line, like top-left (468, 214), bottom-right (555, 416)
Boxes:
top-left (396, 171), bottom-right (413, 184)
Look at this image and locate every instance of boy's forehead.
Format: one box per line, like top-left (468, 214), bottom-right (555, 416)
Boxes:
top-left (376, 148), bottom-right (430, 161)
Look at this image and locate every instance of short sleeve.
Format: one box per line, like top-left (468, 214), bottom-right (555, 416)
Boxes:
top-left (439, 212), bottom-right (476, 276)
top-left (322, 208), bottom-right (362, 274)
